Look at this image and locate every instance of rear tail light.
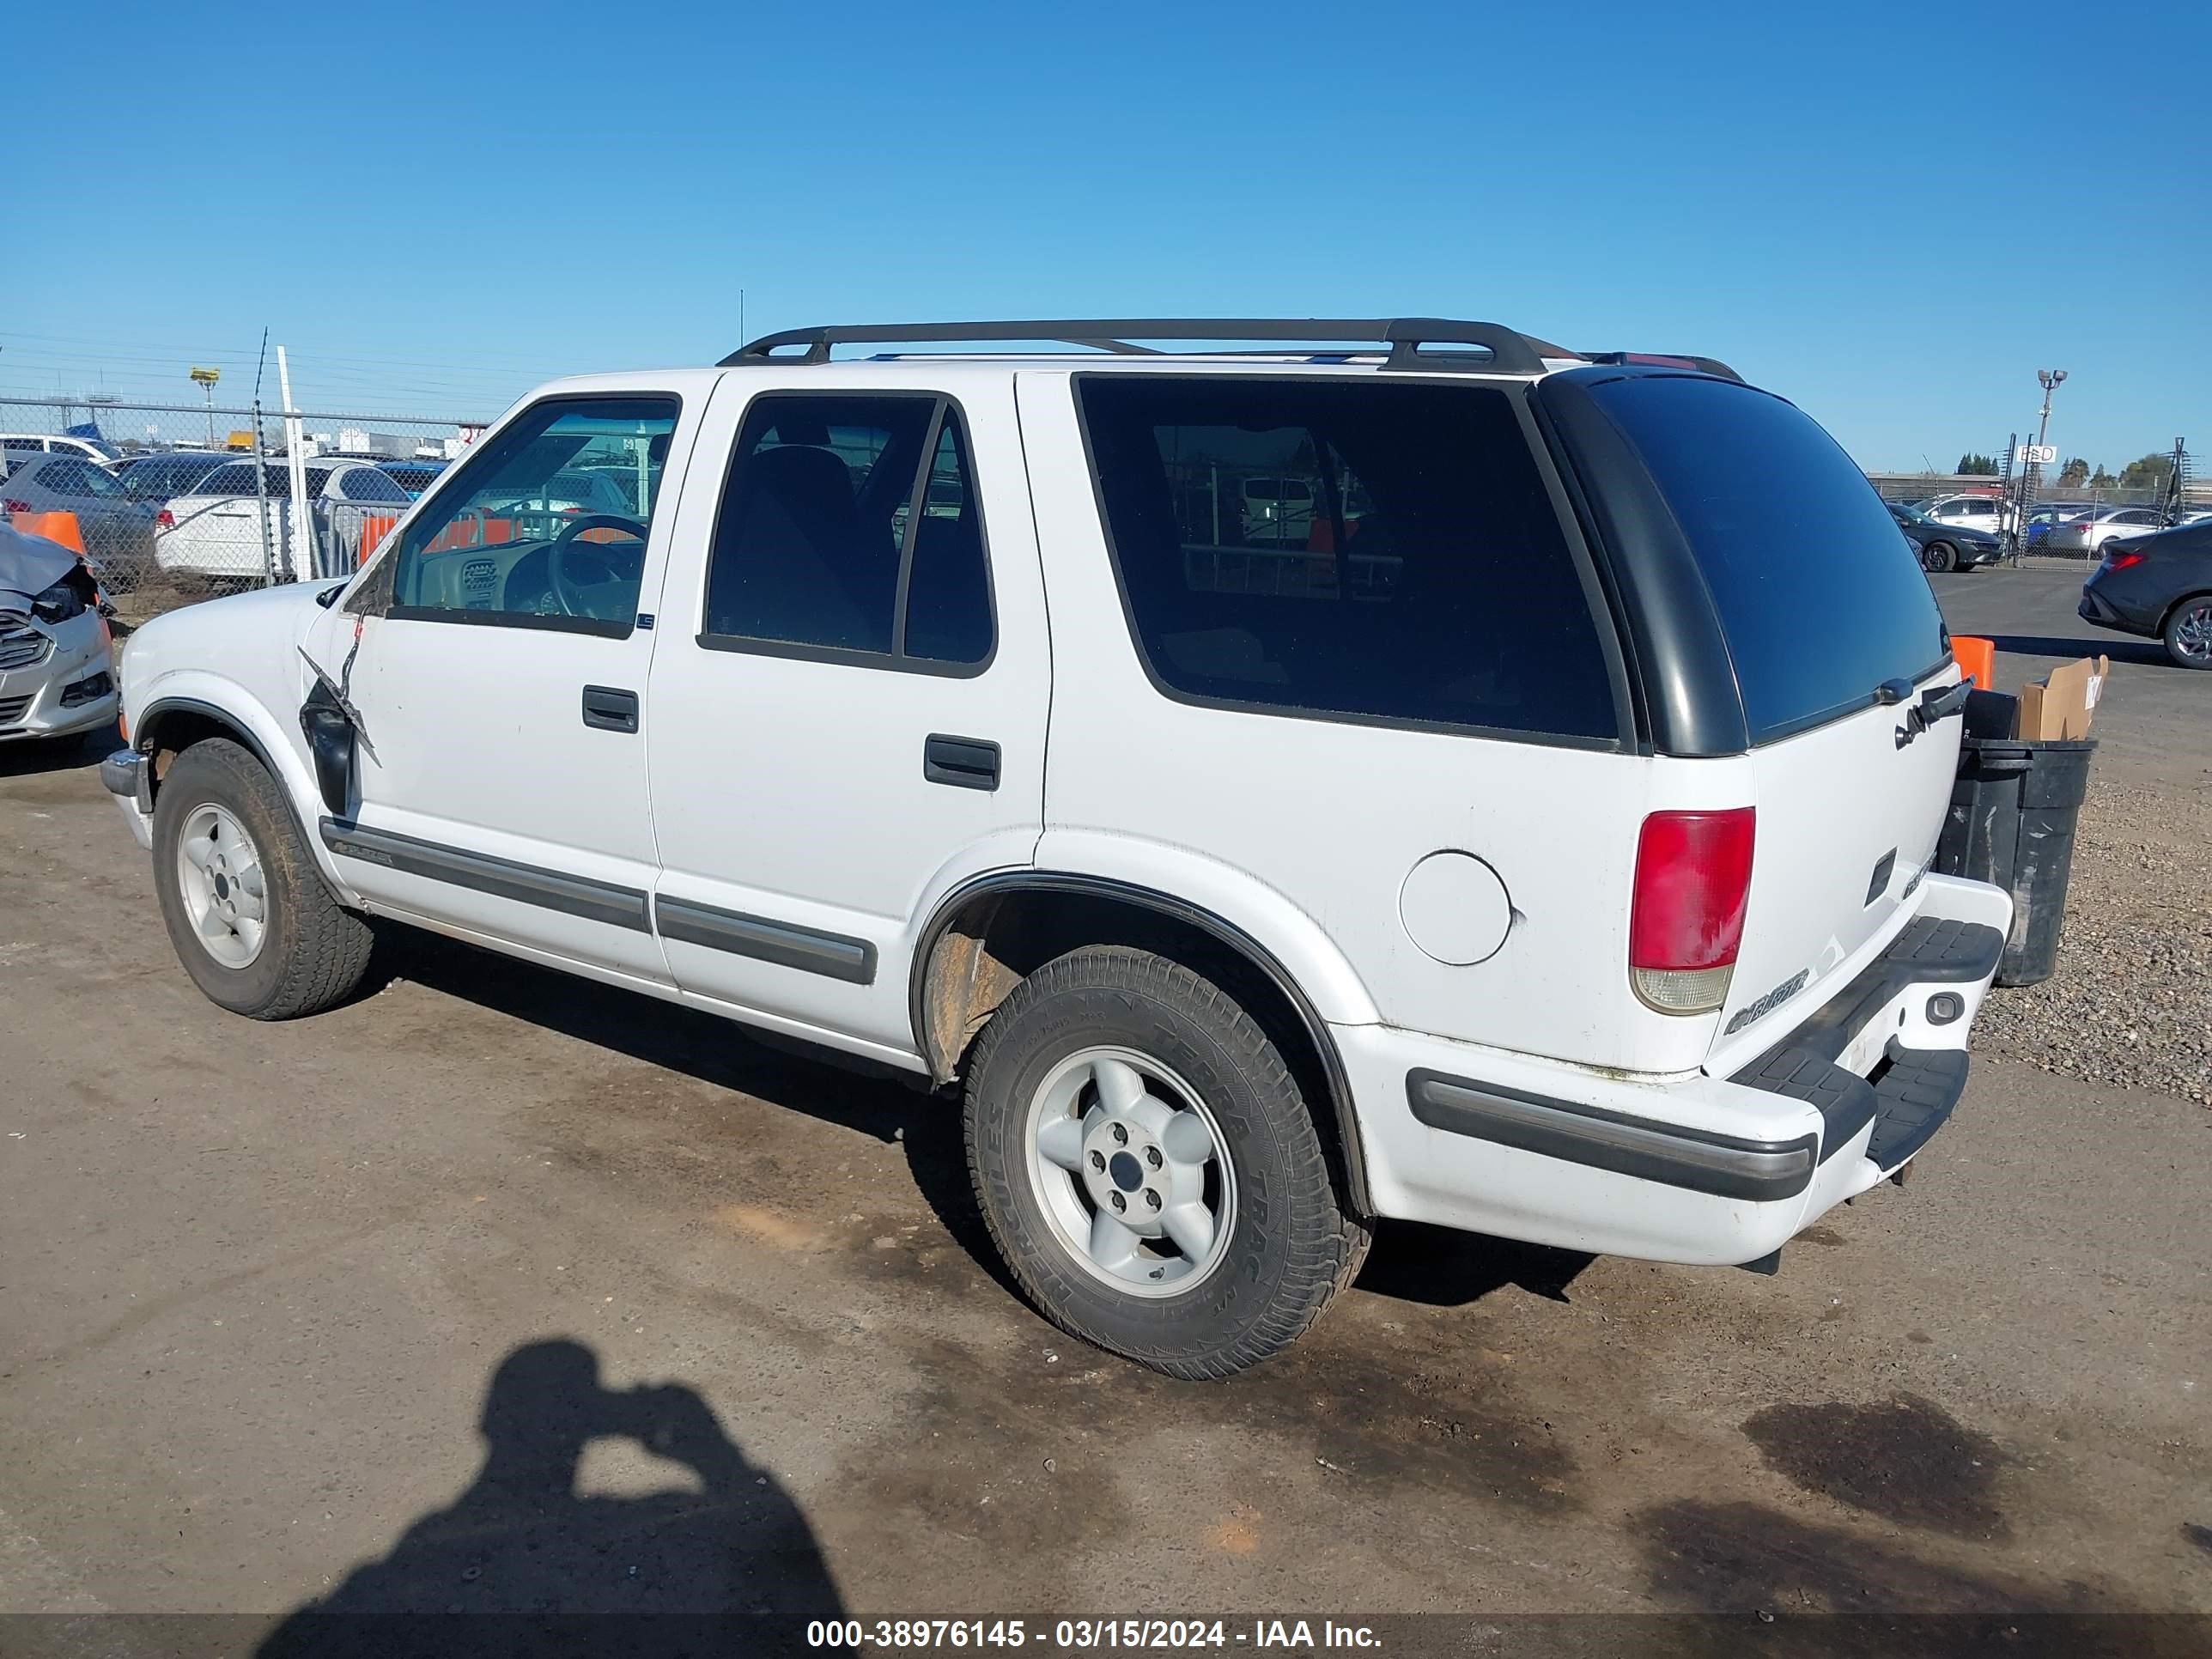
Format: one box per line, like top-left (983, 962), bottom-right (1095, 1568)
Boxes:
top-left (3, 498), bottom-right (28, 514)
top-left (2105, 550), bottom-right (2145, 572)
top-left (155, 507), bottom-right (175, 530)
top-left (1630, 808), bottom-right (1755, 1015)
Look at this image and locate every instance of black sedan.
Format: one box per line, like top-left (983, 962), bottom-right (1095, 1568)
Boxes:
top-left (2078, 520), bottom-right (2212, 669)
top-left (1887, 501), bottom-right (2002, 573)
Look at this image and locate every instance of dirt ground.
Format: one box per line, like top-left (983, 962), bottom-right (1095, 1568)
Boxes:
top-left (1, 567), bottom-right (2206, 1647)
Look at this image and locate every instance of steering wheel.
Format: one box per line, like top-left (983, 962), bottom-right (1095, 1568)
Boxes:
top-left (547, 514), bottom-right (648, 619)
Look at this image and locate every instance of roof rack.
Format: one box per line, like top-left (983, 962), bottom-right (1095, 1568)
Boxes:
top-left (719, 319), bottom-right (1558, 375)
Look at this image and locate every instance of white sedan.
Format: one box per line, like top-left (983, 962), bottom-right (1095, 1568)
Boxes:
top-left (155, 461), bottom-right (411, 583)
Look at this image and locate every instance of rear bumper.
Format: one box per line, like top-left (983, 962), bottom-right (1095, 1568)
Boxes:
top-left (2077, 581), bottom-right (2156, 636)
top-left (1340, 872), bottom-right (2009, 1267)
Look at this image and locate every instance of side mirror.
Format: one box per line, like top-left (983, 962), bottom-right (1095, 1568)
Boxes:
top-left (299, 684), bottom-right (356, 817)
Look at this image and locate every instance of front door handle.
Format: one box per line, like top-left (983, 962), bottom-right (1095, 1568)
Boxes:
top-left (581, 684), bottom-right (639, 733)
top-left (923, 733), bottom-right (1000, 791)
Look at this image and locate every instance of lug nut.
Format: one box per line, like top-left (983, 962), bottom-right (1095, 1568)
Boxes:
top-left (1145, 1146), bottom-right (1163, 1169)
top-left (1144, 1189), bottom-right (1161, 1210)
top-left (1111, 1123), bottom-right (1128, 1145)
top-left (1109, 1192), bottom-right (1127, 1212)
top-left (1089, 1151), bottom-right (1106, 1171)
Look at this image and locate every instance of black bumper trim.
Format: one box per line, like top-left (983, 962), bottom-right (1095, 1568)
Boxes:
top-left (318, 817), bottom-right (651, 933)
top-left (1766, 917), bottom-right (2002, 1067)
top-left (1406, 1070), bottom-right (1817, 1203)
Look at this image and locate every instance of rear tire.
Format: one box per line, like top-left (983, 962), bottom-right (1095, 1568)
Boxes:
top-left (1921, 540), bottom-right (1958, 574)
top-left (963, 945), bottom-right (1369, 1379)
top-left (151, 738), bottom-right (374, 1018)
top-left (2164, 595), bottom-right (2212, 670)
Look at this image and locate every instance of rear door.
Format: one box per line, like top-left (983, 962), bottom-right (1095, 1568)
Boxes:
top-left (1563, 372), bottom-right (1962, 1061)
top-left (641, 372), bottom-right (1050, 1058)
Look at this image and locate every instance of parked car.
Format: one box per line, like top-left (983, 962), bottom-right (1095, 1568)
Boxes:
top-left (102, 317), bottom-right (2011, 1378)
top-left (0, 432), bottom-right (123, 465)
top-left (113, 451), bottom-right (234, 504)
top-left (0, 520), bottom-right (118, 747)
top-left (1887, 501), bottom-right (2002, 572)
top-left (2040, 504), bottom-right (2168, 556)
top-left (2078, 520), bottom-right (2212, 668)
top-left (1920, 493), bottom-right (2010, 537)
top-left (377, 459), bottom-right (447, 499)
top-left (0, 450), bottom-right (158, 569)
top-left (155, 460), bottom-right (412, 583)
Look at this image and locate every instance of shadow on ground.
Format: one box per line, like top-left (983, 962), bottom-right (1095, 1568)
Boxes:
top-left (0, 732), bottom-right (102, 779)
top-left (378, 930), bottom-right (1569, 1317)
top-left (1983, 632), bottom-right (2167, 669)
top-left (257, 1338), bottom-right (842, 1656)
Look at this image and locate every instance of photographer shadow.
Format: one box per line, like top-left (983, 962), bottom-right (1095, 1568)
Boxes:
top-left (259, 1338), bottom-right (843, 1657)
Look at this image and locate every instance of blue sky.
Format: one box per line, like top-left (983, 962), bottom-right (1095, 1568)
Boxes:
top-left (8, 0), bottom-right (2205, 471)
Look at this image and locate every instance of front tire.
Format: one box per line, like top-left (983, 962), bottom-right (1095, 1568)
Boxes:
top-left (2164, 595), bottom-right (2212, 670)
top-left (151, 738), bottom-right (374, 1018)
top-left (1921, 540), bottom-right (1958, 574)
top-left (963, 945), bottom-right (1369, 1378)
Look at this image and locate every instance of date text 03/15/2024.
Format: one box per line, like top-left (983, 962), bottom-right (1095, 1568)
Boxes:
top-left (805, 1621), bottom-right (1383, 1650)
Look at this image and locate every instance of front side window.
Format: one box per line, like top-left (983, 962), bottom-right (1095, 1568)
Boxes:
top-left (701, 393), bottom-right (992, 669)
top-left (385, 397), bottom-right (678, 633)
top-left (1078, 375), bottom-right (1618, 740)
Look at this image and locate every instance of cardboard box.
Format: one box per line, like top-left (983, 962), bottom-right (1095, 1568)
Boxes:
top-left (2015, 655), bottom-right (2107, 741)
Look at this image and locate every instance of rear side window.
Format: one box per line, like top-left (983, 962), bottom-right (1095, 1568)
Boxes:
top-left (702, 393), bottom-right (993, 670)
top-left (1587, 375), bottom-right (1948, 743)
top-left (1078, 376), bottom-right (1618, 741)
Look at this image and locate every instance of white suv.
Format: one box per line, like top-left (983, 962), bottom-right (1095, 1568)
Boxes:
top-left (100, 319), bottom-right (2010, 1378)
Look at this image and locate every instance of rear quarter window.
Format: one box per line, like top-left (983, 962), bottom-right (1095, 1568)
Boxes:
top-left (1078, 375), bottom-right (1620, 743)
top-left (1583, 375), bottom-right (1949, 743)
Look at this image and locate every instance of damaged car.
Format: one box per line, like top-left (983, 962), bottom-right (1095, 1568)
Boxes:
top-left (0, 520), bottom-right (118, 750)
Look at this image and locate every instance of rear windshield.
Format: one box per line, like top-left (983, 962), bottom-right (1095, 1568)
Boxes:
top-left (1587, 375), bottom-right (1948, 743)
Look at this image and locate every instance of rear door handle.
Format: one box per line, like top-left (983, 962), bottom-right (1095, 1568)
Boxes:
top-left (581, 684), bottom-right (639, 733)
top-left (923, 733), bottom-right (1000, 791)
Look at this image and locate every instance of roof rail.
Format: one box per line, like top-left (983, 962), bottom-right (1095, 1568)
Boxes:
top-left (1576, 350), bottom-right (1744, 383)
top-left (719, 319), bottom-right (1555, 375)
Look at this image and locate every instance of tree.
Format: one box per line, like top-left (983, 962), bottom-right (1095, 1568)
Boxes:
top-left (1956, 452), bottom-right (1999, 475)
top-left (2057, 457), bottom-right (2089, 487)
top-left (2089, 465), bottom-right (2117, 488)
top-left (2116, 452), bottom-right (2173, 491)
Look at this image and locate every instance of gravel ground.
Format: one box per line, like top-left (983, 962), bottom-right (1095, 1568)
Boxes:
top-left (1974, 777), bottom-right (2212, 1105)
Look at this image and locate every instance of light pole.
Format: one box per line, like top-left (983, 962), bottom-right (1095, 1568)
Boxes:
top-left (190, 366), bottom-right (222, 448)
top-left (2013, 368), bottom-right (2066, 558)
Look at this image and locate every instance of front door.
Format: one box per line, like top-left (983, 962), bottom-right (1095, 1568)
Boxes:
top-left (643, 375), bottom-right (1051, 1059)
top-left (312, 388), bottom-right (704, 987)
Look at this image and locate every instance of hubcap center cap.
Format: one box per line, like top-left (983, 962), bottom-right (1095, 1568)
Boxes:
top-left (214, 873), bottom-right (230, 901)
top-left (1109, 1151), bottom-right (1143, 1192)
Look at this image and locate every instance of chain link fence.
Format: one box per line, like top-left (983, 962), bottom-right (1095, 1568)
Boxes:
top-left (0, 396), bottom-right (487, 620)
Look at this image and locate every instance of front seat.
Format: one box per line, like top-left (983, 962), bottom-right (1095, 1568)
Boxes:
top-left (706, 445), bottom-right (891, 652)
